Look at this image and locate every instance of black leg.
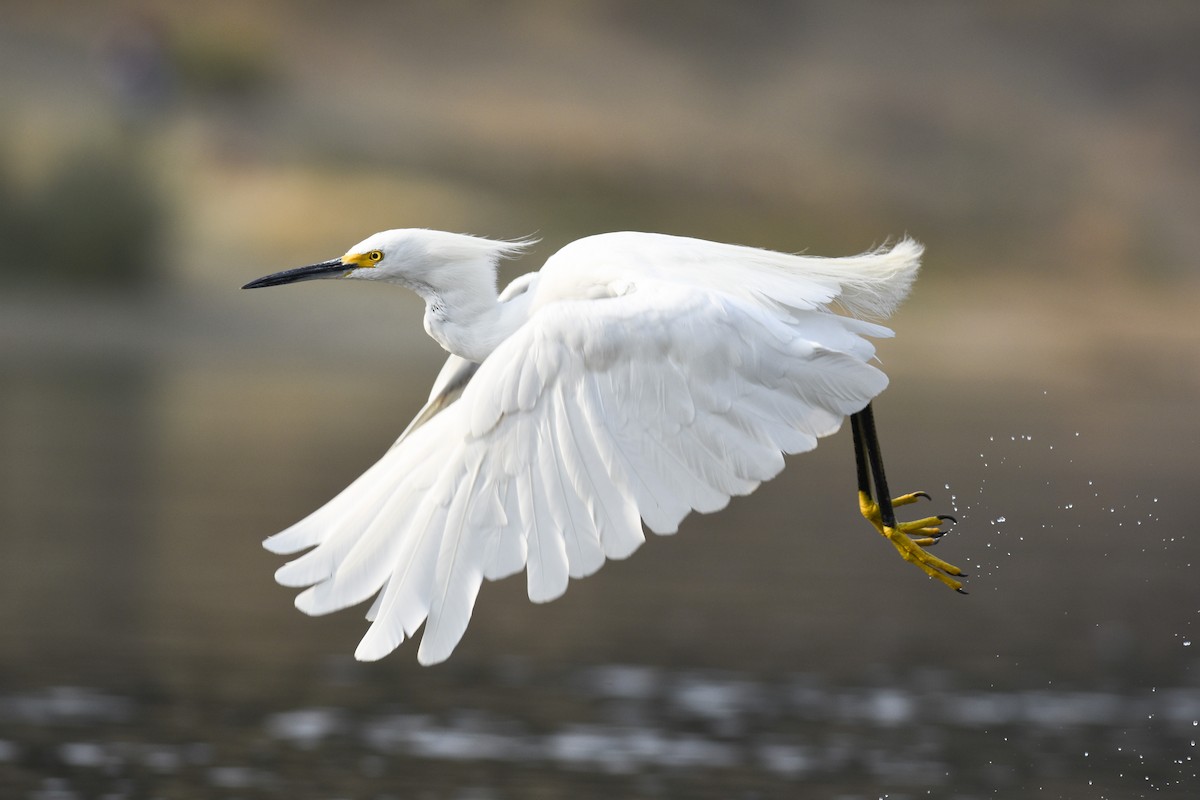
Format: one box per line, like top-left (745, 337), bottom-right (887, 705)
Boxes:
top-left (850, 402), bottom-right (967, 592)
top-left (857, 402), bottom-right (897, 529)
top-left (851, 411), bottom-right (872, 503)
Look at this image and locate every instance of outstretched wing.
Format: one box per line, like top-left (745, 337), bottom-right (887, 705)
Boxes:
top-left (263, 280), bottom-right (891, 665)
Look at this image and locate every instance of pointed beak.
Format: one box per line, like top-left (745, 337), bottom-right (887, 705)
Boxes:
top-left (242, 258), bottom-right (349, 289)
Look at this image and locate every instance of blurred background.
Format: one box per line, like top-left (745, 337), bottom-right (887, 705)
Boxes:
top-left (2, 1), bottom-right (1198, 797)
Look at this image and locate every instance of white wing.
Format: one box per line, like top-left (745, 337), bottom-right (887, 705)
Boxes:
top-left (389, 272), bottom-right (538, 447)
top-left (264, 279), bottom-right (893, 665)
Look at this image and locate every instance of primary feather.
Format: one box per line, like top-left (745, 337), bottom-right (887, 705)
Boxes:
top-left (259, 231), bottom-right (922, 664)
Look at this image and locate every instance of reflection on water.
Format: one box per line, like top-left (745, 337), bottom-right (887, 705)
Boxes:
top-left (2, 667), bottom-right (1198, 797)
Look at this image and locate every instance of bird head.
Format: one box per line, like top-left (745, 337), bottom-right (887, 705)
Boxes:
top-left (242, 229), bottom-right (533, 292)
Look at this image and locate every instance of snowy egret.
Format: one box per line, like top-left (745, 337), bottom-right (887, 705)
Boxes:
top-left (243, 230), bottom-right (964, 665)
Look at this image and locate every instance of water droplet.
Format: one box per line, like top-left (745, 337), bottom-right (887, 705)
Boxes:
top-left (996, 516), bottom-right (1006, 524)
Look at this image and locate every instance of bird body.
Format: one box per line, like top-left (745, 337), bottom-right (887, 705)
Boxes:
top-left (244, 230), bottom-right (939, 665)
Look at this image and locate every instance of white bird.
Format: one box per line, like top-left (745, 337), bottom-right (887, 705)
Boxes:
top-left (243, 230), bottom-right (964, 665)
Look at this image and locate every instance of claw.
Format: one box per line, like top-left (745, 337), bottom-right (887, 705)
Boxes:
top-left (892, 491), bottom-right (932, 508)
top-left (860, 490), bottom-right (965, 592)
top-left (882, 525), bottom-right (965, 591)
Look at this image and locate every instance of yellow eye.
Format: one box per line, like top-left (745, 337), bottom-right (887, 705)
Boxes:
top-left (368, 250), bottom-right (383, 263)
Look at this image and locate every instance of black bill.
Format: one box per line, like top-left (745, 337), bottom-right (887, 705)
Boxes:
top-left (242, 258), bottom-right (348, 289)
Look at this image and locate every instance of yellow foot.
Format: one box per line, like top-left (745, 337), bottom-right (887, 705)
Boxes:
top-left (858, 490), bottom-right (967, 593)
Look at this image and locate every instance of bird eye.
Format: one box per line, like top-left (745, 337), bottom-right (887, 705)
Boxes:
top-left (368, 250), bottom-right (383, 262)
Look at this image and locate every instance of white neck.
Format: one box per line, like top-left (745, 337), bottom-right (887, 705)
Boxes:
top-left (408, 261), bottom-right (529, 362)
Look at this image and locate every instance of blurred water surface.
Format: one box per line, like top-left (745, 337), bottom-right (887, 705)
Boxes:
top-left (2, 282), bottom-right (1196, 798)
top-left (2, 2), bottom-right (1199, 798)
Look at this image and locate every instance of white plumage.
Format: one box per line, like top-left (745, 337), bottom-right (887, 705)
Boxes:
top-left (244, 230), bottom-right (924, 664)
